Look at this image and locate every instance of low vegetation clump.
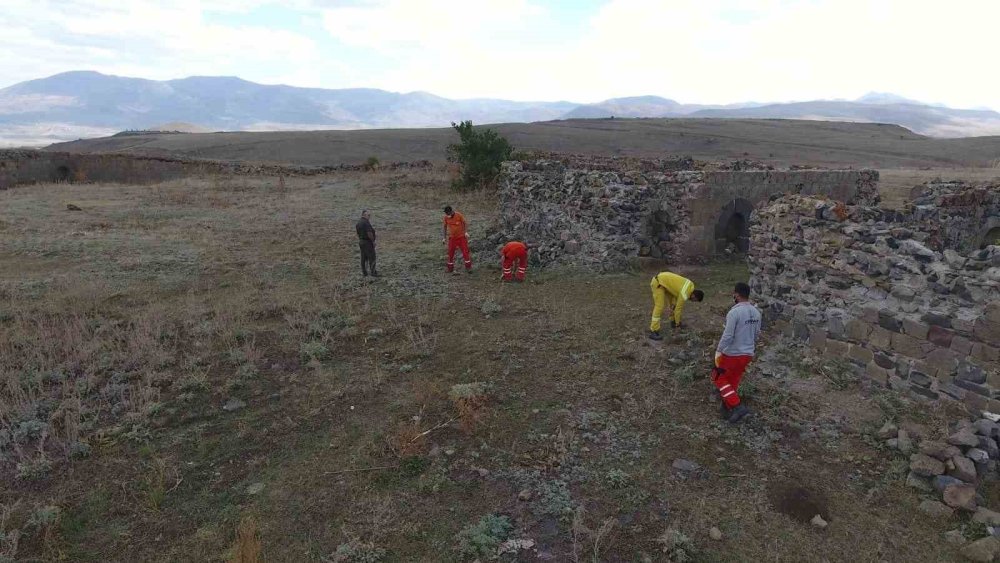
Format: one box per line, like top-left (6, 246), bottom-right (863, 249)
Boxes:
top-left (454, 514), bottom-right (513, 560)
top-left (332, 538), bottom-right (386, 563)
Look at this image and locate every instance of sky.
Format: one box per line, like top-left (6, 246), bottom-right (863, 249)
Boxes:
top-left (1, 0), bottom-right (998, 109)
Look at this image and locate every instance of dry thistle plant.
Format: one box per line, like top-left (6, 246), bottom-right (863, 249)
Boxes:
top-left (228, 516), bottom-right (262, 563)
top-left (448, 382), bottom-right (490, 434)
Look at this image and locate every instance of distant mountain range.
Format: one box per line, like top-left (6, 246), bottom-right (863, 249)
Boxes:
top-left (1, 71), bottom-right (999, 146)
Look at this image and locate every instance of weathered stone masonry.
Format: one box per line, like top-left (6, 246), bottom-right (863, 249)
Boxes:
top-left (490, 155), bottom-right (878, 270)
top-left (749, 182), bottom-right (1000, 408)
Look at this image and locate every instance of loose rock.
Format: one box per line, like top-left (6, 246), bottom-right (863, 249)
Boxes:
top-left (810, 514), bottom-right (828, 529)
top-left (962, 536), bottom-right (1000, 562)
top-left (951, 455), bottom-right (979, 483)
top-left (921, 441), bottom-right (962, 461)
top-left (222, 398), bottom-right (247, 412)
top-left (897, 429), bottom-right (914, 454)
top-left (975, 508), bottom-right (1000, 526)
top-left (910, 453), bottom-right (947, 477)
top-left (918, 500), bottom-right (954, 519)
top-left (950, 428), bottom-right (982, 448)
top-left (877, 422), bottom-right (899, 439)
top-left (709, 527), bottom-right (723, 541)
top-left (943, 483), bottom-right (978, 511)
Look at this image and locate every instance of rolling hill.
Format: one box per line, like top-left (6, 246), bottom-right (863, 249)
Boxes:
top-left (4, 71), bottom-right (1000, 146)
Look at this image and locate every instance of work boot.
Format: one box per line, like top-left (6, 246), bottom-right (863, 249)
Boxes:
top-left (647, 330), bottom-right (662, 341)
top-left (727, 404), bottom-right (751, 424)
top-left (371, 271), bottom-right (381, 278)
top-left (719, 401), bottom-right (731, 420)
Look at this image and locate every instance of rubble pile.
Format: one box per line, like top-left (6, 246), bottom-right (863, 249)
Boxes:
top-left (749, 182), bottom-right (1000, 407)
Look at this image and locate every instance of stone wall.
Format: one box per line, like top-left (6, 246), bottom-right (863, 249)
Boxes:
top-left (488, 154), bottom-right (878, 270)
top-left (0, 149), bottom-right (432, 190)
top-left (749, 182), bottom-right (1000, 408)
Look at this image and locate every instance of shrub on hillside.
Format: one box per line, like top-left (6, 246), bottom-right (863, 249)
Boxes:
top-left (447, 121), bottom-right (513, 190)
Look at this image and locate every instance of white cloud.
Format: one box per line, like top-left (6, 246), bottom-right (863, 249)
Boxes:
top-left (0, 0), bottom-right (997, 111)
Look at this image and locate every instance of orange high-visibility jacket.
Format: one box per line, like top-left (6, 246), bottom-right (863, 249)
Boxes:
top-left (501, 241), bottom-right (527, 258)
top-left (444, 212), bottom-right (467, 239)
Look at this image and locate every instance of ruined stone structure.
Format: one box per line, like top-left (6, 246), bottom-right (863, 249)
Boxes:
top-left (0, 149), bottom-right (432, 190)
top-left (490, 155), bottom-right (878, 270)
top-left (749, 182), bottom-right (1000, 408)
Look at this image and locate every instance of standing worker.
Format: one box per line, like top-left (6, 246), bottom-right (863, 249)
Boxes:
top-left (500, 241), bottom-right (529, 282)
top-left (713, 282), bottom-right (762, 423)
top-left (648, 271), bottom-right (704, 340)
top-left (443, 206), bottom-right (472, 274)
top-left (356, 209), bottom-right (379, 277)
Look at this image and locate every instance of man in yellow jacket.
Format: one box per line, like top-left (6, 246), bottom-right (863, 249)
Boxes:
top-left (648, 271), bottom-right (704, 340)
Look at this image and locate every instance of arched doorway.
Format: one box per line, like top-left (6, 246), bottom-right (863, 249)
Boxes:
top-left (715, 198), bottom-right (753, 254)
top-left (983, 227), bottom-right (1000, 249)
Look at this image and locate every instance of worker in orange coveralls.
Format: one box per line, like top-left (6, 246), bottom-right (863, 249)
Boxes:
top-left (443, 205), bottom-right (472, 274)
top-left (500, 241), bottom-right (530, 282)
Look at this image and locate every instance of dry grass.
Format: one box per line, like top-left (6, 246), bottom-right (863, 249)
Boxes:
top-left (0, 168), bottom-right (973, 562)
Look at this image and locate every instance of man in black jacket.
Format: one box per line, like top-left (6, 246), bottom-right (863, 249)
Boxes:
top-left (356, 209), bottom-right (379, 277)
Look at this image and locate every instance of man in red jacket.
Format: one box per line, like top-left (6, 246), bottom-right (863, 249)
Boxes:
top-left (500, 241), bottom-right (529, 282)
top-left (443, 206), bottom-right (472, 274)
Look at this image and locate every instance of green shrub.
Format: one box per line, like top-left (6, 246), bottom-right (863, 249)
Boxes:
top-left (299, 341), bottom-right (330, 363)
top-left (455, 514), bottom-right (513, 560)
top-left (332, 538), bottom-right (386, 562)
top-left (447, 121), bottom-right (513, 190)
top-left (363, 156), bottom-right (380, 171)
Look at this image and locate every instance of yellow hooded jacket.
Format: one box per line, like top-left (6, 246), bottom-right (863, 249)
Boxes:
top-left (649, 271), bottom-right (695, 331)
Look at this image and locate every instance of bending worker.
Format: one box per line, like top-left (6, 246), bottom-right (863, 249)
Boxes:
top-left (500, 241), bottom-right (529, 282)
top-left (443, 205), bottom-right (472, 274)
top-left (648, 270), bottom-right (704, 340)
top-left (713, 282), bottom-right (762, 424)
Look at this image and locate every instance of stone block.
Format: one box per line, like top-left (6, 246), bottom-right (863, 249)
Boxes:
top-left (972, 343), bottom-right (999, 363)
top-left (949, 455), bottom-right (978, 483)
top-left (891, 333), bottom-right (929, 359)
top-left (866, 362), bottom-right (889, 384)
top-left (870, 326), bottom-right (893, 350)
top-left (975, 319), bottom-right (1000, 343)
top-left (940, 383), bottom-right (968, 401)
top-left (958, 361), bottom-right (988, 384)
top-left (927, 325), bottom-right (954, 348)
top-left (903, 318), bottom-right (929, 340)
top-left (951, 335), bottom-right (973, 355)
top-left (943, 483), bottom-right (978, 511)
top-left (986, 302), bottom-right (1000, 324)
top-left (910, 385), bottom-right (939, 400)
top-left (925, 348), bottom-right (959, 374)
top-left (953, 317), bottom-right (976, 336)
top-left (989, 399), bottom-right (1000, 415)
top-left (845, 318), bottom-right (872, 342)
top-left (909, 453), bottom-right (946, 476)
top-left (825, 339), bottom-right (850, 358)
top-left (874, 352), bottom-right (896, 370)
top-left (955, 379), bottom-right (991, 397)
top-left (808, 329), bottom-right (827, 350)
top-left (921, 311), bottom-right (952, 328)
top-left (966, 392), bottom-right (989, 412)
top-left (909, 371), bottom-right (933, 388)
top-left (849, 345), bottom-right (874, 365)
top-left (878, 310), bottom-right (902, 332)
top-left (860, 306), bottom-right (880, 323)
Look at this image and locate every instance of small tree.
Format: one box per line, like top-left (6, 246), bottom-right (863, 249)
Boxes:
top-left (447, 120), bottom-right (513, 190)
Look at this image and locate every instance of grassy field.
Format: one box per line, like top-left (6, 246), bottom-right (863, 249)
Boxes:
top-left (47, 118), bottom-right (1000, 170)
top-left (0, 169), bottom-right (978, 562)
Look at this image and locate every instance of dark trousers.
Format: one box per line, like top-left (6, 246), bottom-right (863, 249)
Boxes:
top-left (359, 240), bottom-right (377, 275)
